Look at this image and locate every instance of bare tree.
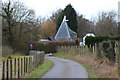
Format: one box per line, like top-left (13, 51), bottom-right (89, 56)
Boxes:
top-left (1, 0), bottom-right (41, 54)
top-left (95, 11), bottom-right (118, 35)
top-left (1, 0), bottom-right (36, 47)
top-left (50, 9), bottom-right (62, 23)
top-left (77, 15), bottom-right (94, 38)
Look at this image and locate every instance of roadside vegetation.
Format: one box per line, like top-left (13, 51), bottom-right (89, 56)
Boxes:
top-left (25, 59), bottom-right (54, 78)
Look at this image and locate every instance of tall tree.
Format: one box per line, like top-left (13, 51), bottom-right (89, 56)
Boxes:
top-left (1, 0), bottom-right (14, 47)
top-left (56, 4), bottom-right (78, 33)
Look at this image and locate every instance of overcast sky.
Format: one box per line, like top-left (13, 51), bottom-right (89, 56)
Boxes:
top-left (2, 0), bottom-right (120, 20)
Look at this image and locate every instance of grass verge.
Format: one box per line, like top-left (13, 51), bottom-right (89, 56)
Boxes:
top-left (54, 52), bottom-right (99, 78)
top-left (118, 69), bottom-right (120, 75)
top-left (26, 59), bottom-right (54, 78)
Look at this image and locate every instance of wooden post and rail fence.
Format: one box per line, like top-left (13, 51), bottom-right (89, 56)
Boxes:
top-left (57, 42), bottom-right (119, 61)
top-left (1, 51), bottom-right (45, 79)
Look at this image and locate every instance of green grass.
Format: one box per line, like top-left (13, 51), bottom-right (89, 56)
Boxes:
top-left (118, 69), bottom-right (120, 75)
top-left (54, 52), bottom-right (68, 58)
top-left (26, 59), bottom-right (54, 78)
top-left (54, 52), bottom-right (99, 78)
top-left (80, 63), bottom-right (99, 78)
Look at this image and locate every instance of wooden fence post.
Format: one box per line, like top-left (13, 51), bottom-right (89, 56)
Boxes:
top-left (26, 58), bottom-right (28, 73)
top-left (29, 57), bottom-right (31, 73)
top-left (39, 54), bottom-right (40, 65)
top-left (37, 54), bottom-right (39, 67)
top-left (83, 46), bottom-right (85, 54)
top-left (79, 47), bottom-right (81, 55)
top-left (93, 45), bottom-right (95, 53)
top-left (42, 52), bottom-right (44, 64)
top-left (21, 58), bottom-right (22, 76)
top-left (40, 54), bottom-right (42, 64)
top-left (6, 59), bottom-right (9, 79)
top-left (42, 53), bottom-right (44, 64)
top-left (14, 58), bottom-right (16, 77)
top-left (30, 57), bottom-right (33, 72)
top-left (2, 61), bottom-right (5, 80)
top-left (37, 55), bottom-right (38, 67)
top-left (82, 46), bottom-right (84, 54)
top-left (32, 56), bottom-right (34, 71)
top-left (24, 57), bottom-right (25, 75)
top-left (18, 58), bottom-right (20, 78)
top-left (86, 45), bottom-right (88, 54)
top-left (41, 53), bottom-right (43, 64)
top-left (40, 54), bottom-right (41, 65)
top-left (41, 53), bottom-right (42, 64)
top-left (115, 42), bottom-right (118, 62)
top-left (35, 55), bottom-right (37, 68)
top-left (27, 57), bottom-right (29, 73)
top-left (81, 46), bottom-right (82, 54)
top-left (10, 59), bottom-right (12, 79)
top-left (34, 55), bottom-right (35, 68)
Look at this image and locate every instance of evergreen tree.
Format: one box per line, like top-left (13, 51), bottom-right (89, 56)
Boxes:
top-left (56, 4), bottom-right (78, 33)
top-left (56, 10), bottom-right (64, 32)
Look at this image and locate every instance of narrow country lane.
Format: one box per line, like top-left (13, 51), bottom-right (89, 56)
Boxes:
top-left (42, 55), bottom-right (89, 78)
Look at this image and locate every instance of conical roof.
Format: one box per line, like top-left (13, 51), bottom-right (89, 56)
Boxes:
top-left (55, 16), bottom-right (77, 41)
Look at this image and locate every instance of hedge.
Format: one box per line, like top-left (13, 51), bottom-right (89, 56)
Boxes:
top-left (30, 41), bottom-right (76, 53)
top-left (85, 35), bottom-right (119, 62)
top-left (85, 35), bottom-right (120, 46)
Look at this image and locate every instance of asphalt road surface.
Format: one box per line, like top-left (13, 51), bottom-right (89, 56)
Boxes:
top-left (42, 55), bottom-right (89, 78)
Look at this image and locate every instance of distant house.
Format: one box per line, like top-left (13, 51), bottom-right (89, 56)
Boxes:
top-left (39, 39), bottom-right (49, 41)
top-left (54, 16), bottom-right (77, 41)
top-left (39, 36), bottom-right (55, 41)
